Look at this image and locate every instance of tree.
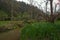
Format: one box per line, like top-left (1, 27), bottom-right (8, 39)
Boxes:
top-left (54, 4), bottom-right (57, 13)
top-left (28, 0), bottom-right (34, 19)
top-left (49, 0), bottom-right (60, 23)
top-left (46, 0), bottom-right (48, 14)
top-left (0, 0), bottom-right (16, 20)
top-left (45, 0), bottom-right (56, 23)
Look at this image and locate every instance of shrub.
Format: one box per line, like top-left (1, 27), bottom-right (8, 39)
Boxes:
top-left (20, 22), bottom-right (60, 40)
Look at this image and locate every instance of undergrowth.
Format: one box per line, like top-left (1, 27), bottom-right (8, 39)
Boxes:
top-left (20, 22), bottom-right (60, 40)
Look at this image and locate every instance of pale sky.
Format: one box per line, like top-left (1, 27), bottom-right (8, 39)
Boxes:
top-left (17, 0), bottom-right (60, 12)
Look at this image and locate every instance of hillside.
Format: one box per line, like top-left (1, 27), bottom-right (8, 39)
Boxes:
top-left (0, 0), bottom-right (45, 21)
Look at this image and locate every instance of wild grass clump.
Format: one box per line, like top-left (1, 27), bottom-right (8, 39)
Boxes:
top-left (20, 22), bottom-right (60, 40)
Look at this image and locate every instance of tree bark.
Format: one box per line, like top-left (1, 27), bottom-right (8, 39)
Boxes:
top-left (49, 0), bottom-right (54, 23)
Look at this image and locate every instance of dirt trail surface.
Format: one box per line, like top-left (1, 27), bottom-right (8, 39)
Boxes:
top-left (0, 29), bottom-right (20, 40)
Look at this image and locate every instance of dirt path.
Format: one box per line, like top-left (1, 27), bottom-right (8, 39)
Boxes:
top-left (0, 28), bottom-right (20, 40)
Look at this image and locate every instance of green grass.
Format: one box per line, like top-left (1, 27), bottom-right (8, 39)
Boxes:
top-left (0, 21), bottom-right (20, 27)
top-left (0, 21), bottom-right (23, 33)
top-left (20, 22), bottom-right (60, 40)
top-left (0, 21), bottom-right (10, 26)
top-left (0, 21), bottom-right (60, 40)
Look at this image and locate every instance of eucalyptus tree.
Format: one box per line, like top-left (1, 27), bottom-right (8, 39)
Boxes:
top-left (54, 3), bottom-right (57, 13)
top-left (1, 0), bottom-right (16, 20)
top-left (49, 0), bottom-right (60, 23)
top-left (10, 0), bottom-right (14, 20)
top-left (49, 0), bottom-right (58, 23)
top-left (45, 0), bottom-right (49, 14)
top-left (4, 0), bottom-right (17, 20)
top-left (0, 0), bottom-right (12, 20)
top-left (28, 0), bottom-right (34, 19)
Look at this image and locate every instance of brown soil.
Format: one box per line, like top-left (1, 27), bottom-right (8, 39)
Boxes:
top-left (0, 28), bottom-right (20, 40)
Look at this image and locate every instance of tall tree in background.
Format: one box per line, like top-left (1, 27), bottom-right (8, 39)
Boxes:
top-left (28, 0), bottom-right (34, 19)
top-left (11, 0), bottom-right (14, 20)
top-left (10, 0), bottom-right (16, 20)
top-left (54, 4), bottom-right (57, 13)
top-left (46, 0), bottom-right (48, 14)
top-left (49, 0), bottom-right (54, 23)
top-left (49, 0), bottom-right (60, 23)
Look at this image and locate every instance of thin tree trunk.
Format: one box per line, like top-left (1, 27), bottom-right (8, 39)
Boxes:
top-left (49, 0), bottom-right (54, 23)
top-left (50, 0), bottom-right (53, 16)
top-left (11, 0), bottom-right (13, 21)
top-left (54, 4), bottom-right (57, 13)
top-left (46, 1), bottom-right (48, 14)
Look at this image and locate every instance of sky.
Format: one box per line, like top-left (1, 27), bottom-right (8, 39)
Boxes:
top-left (17, 0), bottom-right (60, 12)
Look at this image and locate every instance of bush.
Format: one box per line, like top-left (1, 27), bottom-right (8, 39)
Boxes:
top-left (20, 22), bottom-right (60, 40)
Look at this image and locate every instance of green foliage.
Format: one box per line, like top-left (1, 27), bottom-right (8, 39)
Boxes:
top-left (20, 22), bottom-right (60, 40)
top-left (0, 21), bottom-right (21, 32)
top-left (0, 10), bottom-right (8, 18)
top-left (0, 0), bottom-right (44, 21)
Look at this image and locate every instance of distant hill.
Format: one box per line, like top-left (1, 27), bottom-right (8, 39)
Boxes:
top-left (0, 0), bottom-right (46, 21)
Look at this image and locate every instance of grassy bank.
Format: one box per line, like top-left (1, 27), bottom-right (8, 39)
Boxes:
top-left (0, 21), bottom-right (24, 33)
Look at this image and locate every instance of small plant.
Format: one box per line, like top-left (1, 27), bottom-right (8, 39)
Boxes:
top-left (20, 22), bottom-right (60, 40)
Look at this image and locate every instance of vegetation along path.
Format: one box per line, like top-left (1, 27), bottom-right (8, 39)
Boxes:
top-left (0, 28), bottom-right (20, 40)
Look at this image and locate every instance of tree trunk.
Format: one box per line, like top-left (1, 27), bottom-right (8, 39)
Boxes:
top-left (11, 0), bottom-right (14, 21)
top-left (49, 0), bottom-right (54, 23)
top-left (46, 1), bottom-right (48, 14)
